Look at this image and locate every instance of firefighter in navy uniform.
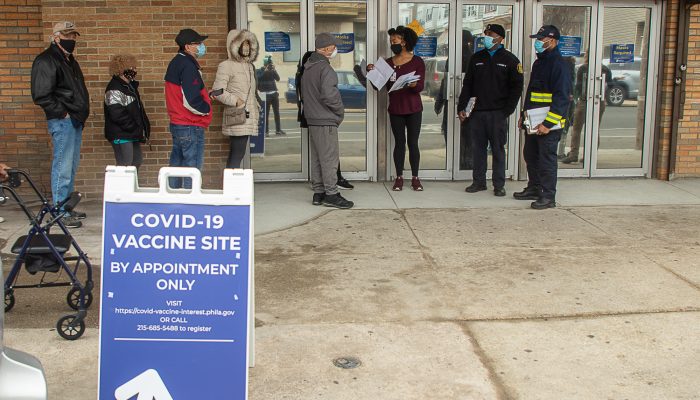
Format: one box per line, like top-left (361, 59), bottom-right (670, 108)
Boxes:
top-left (514, 25), bottom-right (572, 209)
top-left (458, 24), bottom-right (523, 197)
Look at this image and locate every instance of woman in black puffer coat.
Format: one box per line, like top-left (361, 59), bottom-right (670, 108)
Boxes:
top-left (104, 54), bottom-right (150, 168)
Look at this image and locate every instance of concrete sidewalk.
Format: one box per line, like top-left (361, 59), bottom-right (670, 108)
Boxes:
top-left (2, 178), bottom-right (700, 399)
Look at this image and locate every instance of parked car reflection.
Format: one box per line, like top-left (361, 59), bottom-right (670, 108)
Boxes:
top-left (603, 57), bottom-right (642, 106)
top-left (285, 70), bottom-right (366, 109)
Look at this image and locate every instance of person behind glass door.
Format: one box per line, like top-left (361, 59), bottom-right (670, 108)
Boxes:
top-left (104, 54), bottom-right (150, 169)
top-left (258, 55), bottom-right (286, 136)
top-left (367, 26), bottom-right (425, 191)
top-left (211, 29), bottom-right (261, 169)
top-left (458, 24), bottom-right (523, 197)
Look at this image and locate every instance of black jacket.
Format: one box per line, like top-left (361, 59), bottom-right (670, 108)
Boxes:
top-left (524, 48), bottom-right (572, 129)
top-left (457, 46), bottom-right (523, 116)
top-left (31, 43), bottom-right (90, 122)
top-left (257, 65), bottom-right (280, 92)
top-left (103, 77), bottom-right (150, 142)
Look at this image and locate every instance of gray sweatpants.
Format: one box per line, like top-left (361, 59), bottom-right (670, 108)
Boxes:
top-left (308, 125), bottom-right (339, 195)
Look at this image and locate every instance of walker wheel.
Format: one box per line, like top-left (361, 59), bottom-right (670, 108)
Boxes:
top-left (67, 287), bottom-right (93, 310)
top-left (56, 315), bottom-right (85, 340)
top-left (4, 290), bottom-right (14, 312)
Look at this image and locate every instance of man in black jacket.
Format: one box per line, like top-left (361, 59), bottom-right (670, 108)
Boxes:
top-left (31, 21), bottom-right (90, 228)
top-left (458, 24), bottom-right (523, 197)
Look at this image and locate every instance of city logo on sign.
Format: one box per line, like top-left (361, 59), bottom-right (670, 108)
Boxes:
top-left (114, 369), bottom-right (173, 400)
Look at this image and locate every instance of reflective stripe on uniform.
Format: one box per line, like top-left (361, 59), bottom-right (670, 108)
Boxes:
top-left (530, 92), bottom-right (553, 103)
top-left (545, 111), bottom-right (563, 125)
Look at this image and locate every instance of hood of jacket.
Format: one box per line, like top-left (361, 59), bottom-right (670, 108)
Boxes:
top-left (304, 51), bottom-right (330, 71)
top-left (227, 29), bottom-right (259, 63)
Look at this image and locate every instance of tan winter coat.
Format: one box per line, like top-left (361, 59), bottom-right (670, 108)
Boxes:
top-left (213, 29), bottom-right (260, 136)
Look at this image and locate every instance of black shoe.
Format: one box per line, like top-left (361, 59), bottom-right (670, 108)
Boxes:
top-left (312, 193), bottom-right (325, 206)
top-left (494, 187), bottom-right (506, 197)
top-left (275, 130), bottom-right (287, 135)
top-left (62, 215), bottom-right (83, 228)
top-left (465, 183), bottom-right (487, 193)
top-left (557, 154), bottom-right (567, 160)
top-left (513, 186), bottom-right (541, 200)
top-left (323, 193), bottom-right (354, 209)
top-left (337, 177), bottom-right (354, 190)
top-left (531, 197), bottom-right (556, 210)
top-left (69, 210), bottom-right (87, 219)
top-left (561, 154), bottom-right (578, 164)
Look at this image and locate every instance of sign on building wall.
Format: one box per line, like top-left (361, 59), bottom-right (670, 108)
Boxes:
top-left (99, 167), bottom-right (254, 400)
top-left (414, 36), bottom-right (437, 57)
top-left (265, 32), bottom-right (291, 52)
top-left (333, 33), bottom-right (355, 53)
top-left (474, 36), bottom-right (486, 52)
top-left (610, 44), bottom-right (635, 63)
top-left (558, 36), bottom-right (582, 57)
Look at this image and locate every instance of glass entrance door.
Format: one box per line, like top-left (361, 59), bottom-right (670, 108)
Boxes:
top-left (391, 0), bottom-right (520, 180)
top-left (243, 0), bottom-right (373, 181)
top-left (536, 0), bottom-right (659, 177)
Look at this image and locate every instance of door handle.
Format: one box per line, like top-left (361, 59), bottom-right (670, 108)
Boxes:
top-left (594, 75), bottom-right (605, 103)
top-left (447, 73), bottom-right (454, 99)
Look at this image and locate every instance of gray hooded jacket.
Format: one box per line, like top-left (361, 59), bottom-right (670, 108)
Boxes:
top-left (300, 52), bottom-right (344, 127)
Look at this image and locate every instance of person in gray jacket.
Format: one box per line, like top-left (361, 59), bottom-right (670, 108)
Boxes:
top-left (300, 33), bottom-right (353, 209)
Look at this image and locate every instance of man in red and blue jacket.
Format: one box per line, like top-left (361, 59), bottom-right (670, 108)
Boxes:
top-left (515, 25), bottom-right (572, 210)
top-left (165, 28), bottom-right (213, 188)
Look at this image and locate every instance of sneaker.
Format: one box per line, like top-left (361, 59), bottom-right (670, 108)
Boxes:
top-left (392, 176), bottom-right (404, 191)
top-left (337, 177), bottom-right (354, 190)
top-left (70, 210), bottom-right (87, 219)
top-left (561, 153), bottom-right (578, 164)
top-left (275, 130), bottom-right (287, 135)
top-left (465, 182), bottom-right (487, 193)
top-left (411, 176), bottom-right (423, 191)
top-left (322, 193), bottom-right (354, 209)
top-left (513, 186), bottom-right (541, 201)
top-left (494, 187), bottom-right (506, 197)
top-left (62, 215), bottom-right (82, 228)
top-left (312, 192), bottom-right (325, 206)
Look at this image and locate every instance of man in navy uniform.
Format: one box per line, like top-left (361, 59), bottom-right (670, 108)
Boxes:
top-left (515, 25), bottom-right (572, 209)
top-left (458, 24), bottom-right (523, 197)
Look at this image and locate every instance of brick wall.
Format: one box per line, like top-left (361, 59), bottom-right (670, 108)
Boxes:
top-left (0, 0), bottom-right (52, 193)
top-left (675, 4), bottom-right (700, 176)
top-left (0, 0), bottom-right (228, 197)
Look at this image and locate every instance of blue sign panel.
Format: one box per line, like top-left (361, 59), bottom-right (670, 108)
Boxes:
top-left (558, 36), bottom-right (582, 57)
top-left (610, 44), bottom-right (635, 63)
top-left (99, 202), bottom-right (251, 399)
top-left (333, 33), bottom-right (355, 53)
top-left (413, 36), bottom-right (437, 57)
top-left (264, 32), bottom-right (291, 52)
top-left (474, 36), bottom-right (486, 52)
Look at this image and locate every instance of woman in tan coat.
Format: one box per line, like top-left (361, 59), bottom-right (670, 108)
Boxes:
top-left (212, 29), bottom-right (260, 168)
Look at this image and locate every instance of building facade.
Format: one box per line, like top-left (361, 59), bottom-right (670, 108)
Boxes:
top-left (0, 0), bottom-right (698, 196)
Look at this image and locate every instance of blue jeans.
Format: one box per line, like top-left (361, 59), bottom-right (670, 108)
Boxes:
top-left (47, 118), bottom-right (82, 208)
top-left (169, 124), bottom-right (205, 189)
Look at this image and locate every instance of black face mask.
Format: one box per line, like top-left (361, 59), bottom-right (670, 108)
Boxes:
top-left (59, 39), bottom-right (76, 54)
top-left (123, 69), bottom-right (137, 81)
top-left (390, 44), bottom-right (403, 55)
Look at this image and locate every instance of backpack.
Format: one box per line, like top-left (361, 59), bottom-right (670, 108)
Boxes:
top-left (295, 50), bottom-right (315, 128)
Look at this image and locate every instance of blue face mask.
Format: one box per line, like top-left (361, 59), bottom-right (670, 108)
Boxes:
top-left (483, 36), bottom-right (495, 50)
top-left (534, 39), bottom-right (546, 54)
top-left (196, 43), bottom-right (207, 58)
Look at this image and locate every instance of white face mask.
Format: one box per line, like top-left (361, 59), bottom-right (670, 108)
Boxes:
top-left (329, 48), bottom-right (338, 59)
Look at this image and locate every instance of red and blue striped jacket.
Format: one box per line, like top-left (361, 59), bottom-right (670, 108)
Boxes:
top-left (164, 52), bottom-right (212, 128)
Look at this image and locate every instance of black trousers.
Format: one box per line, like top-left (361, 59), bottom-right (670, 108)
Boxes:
top-left (467, 110), bottom-right (507, 189)
top-left (523, 129), bottom-right (562, 200)
top-left (389, 112), bottom-right (422, 177)
top-left (265, 92), bottom-right (281, 132)
top-left (111, 141), bottom-right (143, 168)
top-left (226, 135), bottom-right (249, 169)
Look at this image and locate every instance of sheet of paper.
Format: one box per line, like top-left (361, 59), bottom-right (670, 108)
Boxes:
top-left (366, 57), bottom-right (394, 89)
top-left (526, 106), bottom-right (562, 133)
top-left (388, 71), bottom-right (420, 93)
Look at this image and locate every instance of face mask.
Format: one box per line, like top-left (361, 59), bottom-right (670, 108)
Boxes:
top-left (534, 39), bottom-right (546, 54)
top-left (483, 36), bottom-right (495, 49)
top-left (196, 43), bottom-right (207, 58)
top-left (123, 69), bottom-right (137, 81)
top-left (59, 39), bottom-right (76, 54)
top-left (390, 44), bottom-right (403, 55)
top-left (329, 48), bottom-right (338, 59)
top-left (239, 46), bottom-right (250, 57)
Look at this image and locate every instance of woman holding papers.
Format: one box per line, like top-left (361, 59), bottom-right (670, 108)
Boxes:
top-left (367, 26), bottom-right (425, 191)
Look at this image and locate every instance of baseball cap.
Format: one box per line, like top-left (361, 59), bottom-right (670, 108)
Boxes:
top-left (484, 24), bottom-right (506, 39)
top-left (529, 25), bottom-right (561, 40)
top-left (315, 33), bottom-right (337, 49)
top-left (53, 21), bottom-right (80, 36)
top-left (175, 29), bottom-right (208, 47)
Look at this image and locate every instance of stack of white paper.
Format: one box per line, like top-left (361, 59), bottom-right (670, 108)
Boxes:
top-left (388, 72), bottom-right (420, 93)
